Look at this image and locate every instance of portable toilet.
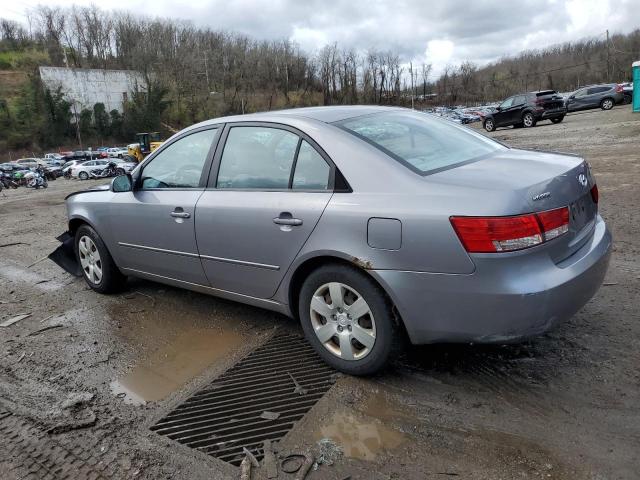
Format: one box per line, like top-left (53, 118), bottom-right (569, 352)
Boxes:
top-left (634, 60), bottom-right (640, 113)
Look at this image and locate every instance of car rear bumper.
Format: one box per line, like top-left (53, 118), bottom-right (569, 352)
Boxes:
top-left (537, 108), bottom-right (566, 119)
top-left (372, 214), bottom-right (611, 344)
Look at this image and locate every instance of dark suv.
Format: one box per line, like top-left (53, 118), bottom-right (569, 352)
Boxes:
top-left (565, 83), bottom-right (625, 112)
top-left (483, 90), bottom-right (566, 131)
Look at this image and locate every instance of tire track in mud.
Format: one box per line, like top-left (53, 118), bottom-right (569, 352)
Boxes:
top-left (396, 344), bottom-right (570, 419)
top-left (0, 409), bottom-right (134, 479)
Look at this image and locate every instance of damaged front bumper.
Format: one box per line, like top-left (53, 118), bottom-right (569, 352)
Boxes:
top-left (48, 231), bottom-right (82, 277)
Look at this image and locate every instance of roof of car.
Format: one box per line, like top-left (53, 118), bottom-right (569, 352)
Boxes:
top-left (209, 105), bottom-right (406, 124)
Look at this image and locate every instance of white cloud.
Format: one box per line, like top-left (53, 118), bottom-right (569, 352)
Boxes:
top-left (4, 0), bottom-right (639, 77)
top-left (290, 26), bottom-right (329, 52)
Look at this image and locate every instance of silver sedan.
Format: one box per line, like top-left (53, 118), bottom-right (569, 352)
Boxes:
top-left (55, 106), bottom-right (611, 374)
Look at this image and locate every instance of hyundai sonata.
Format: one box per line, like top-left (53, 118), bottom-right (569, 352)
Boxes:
top-left (52, 106), bottom-right (611, 375)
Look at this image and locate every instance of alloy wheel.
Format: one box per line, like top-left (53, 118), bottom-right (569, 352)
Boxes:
top-left (603, 99), bottom-right (613, 110)
top-left (309, 282), bottom-right (376, 361)
top-left (523, 114), bottom-right (534, 127)
top-left (485, 120), bottom-right (494, 131)
top-left (78, 235), bottom-right (103, 285)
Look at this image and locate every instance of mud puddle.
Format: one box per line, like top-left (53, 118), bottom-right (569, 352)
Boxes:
top-left (110, 327), bottom-right (244, 405)
top-left (316, 411), bottom-right (406, 461)
top-left (107, 299), bottom-right (246, 405)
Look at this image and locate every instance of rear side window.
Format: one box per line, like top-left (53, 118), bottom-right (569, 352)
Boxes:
top-left (336, 111), bottom-right (504, 175)
top-left (292, 140), bottom-right (330, 190)
top-left (217, 127), bottom-right (299, 189)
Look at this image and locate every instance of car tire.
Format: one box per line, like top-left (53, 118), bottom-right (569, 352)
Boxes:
top-left (298, 264), bottom-right (395, 375)
top-left (483, 118), bottom-right (495, 132)
top-left (75, 225), bottom-right (126, 294)
top-left (601, 98), bottom-right (614, 110)
top-left (78, 171), bottom-right (89, 180)
top-left (522, 112), bottom-right (536, 128)
top-left (550, 115), bottom-right (565, 124)
top-left (622, 94), bottom-right (632, 105)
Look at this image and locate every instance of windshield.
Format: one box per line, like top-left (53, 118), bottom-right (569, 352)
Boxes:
top-left (336, 111), bottom-right (505, 175)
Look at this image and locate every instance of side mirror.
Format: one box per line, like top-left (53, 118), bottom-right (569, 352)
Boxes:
top-left (569, 95), bottom-right (575, 99)
top-left (111, 174), bottom-right (132, 192)
top-left (495, 106), bottom-right (502, 111)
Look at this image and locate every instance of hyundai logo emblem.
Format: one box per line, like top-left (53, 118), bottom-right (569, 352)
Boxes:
top-left (578, 173), bottom-right (588, 187)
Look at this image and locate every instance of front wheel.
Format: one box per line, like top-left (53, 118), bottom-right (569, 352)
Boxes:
top-left (550, 115), bottom-right (565, 124)
top-left (76, 225), bottom-right (126, 294)
top-left (299, 264), bottom-right (395, 375)
top-left (522, 112), bottom-right (536, 128)
top-left (601, 98), bottom-right (614, 110)
top-left (78, 171), bottom-right (89, 180)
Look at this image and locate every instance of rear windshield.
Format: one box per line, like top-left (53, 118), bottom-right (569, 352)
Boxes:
top-left (335, 111), bottom-right (505, 175)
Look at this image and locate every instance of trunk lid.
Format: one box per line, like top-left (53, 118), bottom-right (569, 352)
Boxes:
top-left (429, 148), bottom-right (598, 262)
top-left (535, 90), bottom-right (565, 111)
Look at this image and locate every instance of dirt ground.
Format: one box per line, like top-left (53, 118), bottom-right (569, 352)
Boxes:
top-left (1, 105), bottom-right (638, 480)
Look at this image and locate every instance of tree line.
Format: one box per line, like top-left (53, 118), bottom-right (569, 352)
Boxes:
top-left (0, 5), bottom-right (638, 153)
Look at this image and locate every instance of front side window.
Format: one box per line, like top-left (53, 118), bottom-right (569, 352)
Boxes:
top-left (513, 95), bottom-right (526, 105)
top-left (141, 128), bottom-right (217, 189)
top-left (292, 140), bottom-right (330, 190)
top-left (337, 111), bottom-right (505, 175)
top-left (499, 97), bottom-right (514, 109)
top-left (217, 126), bottom-right (299, 189)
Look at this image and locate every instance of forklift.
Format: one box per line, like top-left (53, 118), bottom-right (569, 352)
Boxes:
top-left (128, 132), bottom-right (163, 162)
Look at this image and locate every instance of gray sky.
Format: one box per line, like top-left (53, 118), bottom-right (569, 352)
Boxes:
top-left (6, 0), bottom-right (640, 77)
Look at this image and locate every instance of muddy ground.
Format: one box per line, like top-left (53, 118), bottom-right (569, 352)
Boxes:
top-left (1, 106), bottom-right (638, 480)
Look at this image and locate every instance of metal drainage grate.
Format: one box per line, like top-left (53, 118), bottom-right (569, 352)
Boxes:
top-left (151, 332), bottom-right (337, 466)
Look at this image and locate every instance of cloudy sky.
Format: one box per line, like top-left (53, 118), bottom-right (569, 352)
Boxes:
top-left (6, 0), bottom-right (640, 77)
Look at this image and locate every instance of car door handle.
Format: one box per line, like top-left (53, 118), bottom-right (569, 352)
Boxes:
top-left (171, 208), bottom-right (190, 218)
top-left (273, 213), bottom-right (302, 226)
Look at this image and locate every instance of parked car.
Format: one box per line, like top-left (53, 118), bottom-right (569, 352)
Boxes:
top-left (15, 158), bottom-right (48, 169)
top-left (44, 153), bottom-right (64, 161)
top-left (0, 162), bottom-right (24, 172)
top-left (71, 159), bottom-right (120, 180)
top-left (483, 90), bottom-right (566, 131)
top-left (54, 106), bottom-right (611, 375)
top-left (565, 83), bottom-right (624, 112)
top-left (107, 147), bottom-right (128, 158)
top-left (618, 82), bottom-right (633, 104)
top-left (63, 151), bottom-right (99, 161)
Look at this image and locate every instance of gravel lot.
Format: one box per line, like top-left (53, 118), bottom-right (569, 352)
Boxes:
top-left (1, 106), bottom-right (638, 479)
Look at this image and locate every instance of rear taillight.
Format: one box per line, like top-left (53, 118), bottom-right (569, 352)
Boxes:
top-left (450, 206), bottom-right (570, 253)
top-left (537, 207), bottom-right (570, 240)
top-left (616, 84), bottom-right (623, 93)
top-left (590, 184), bottom-right (599, 204)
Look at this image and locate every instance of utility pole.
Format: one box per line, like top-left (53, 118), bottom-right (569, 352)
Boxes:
top-left (606, 29), bottom-right (610, 82)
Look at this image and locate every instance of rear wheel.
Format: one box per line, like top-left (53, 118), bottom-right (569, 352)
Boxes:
top-left (522, 112), bottom-right (536, 128)
top-left (483, 118), bottom-right (495, 132)
top-left (76, 225), bottom-right (126, 294)
top-left (550, 115), bottom-right (565, 124)
top-left (298, 264), bottom-right (395, 375)
top-left (78, 171), bottom-right (89, 180)
top-left (601, 98), bottom-right (614, 110)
